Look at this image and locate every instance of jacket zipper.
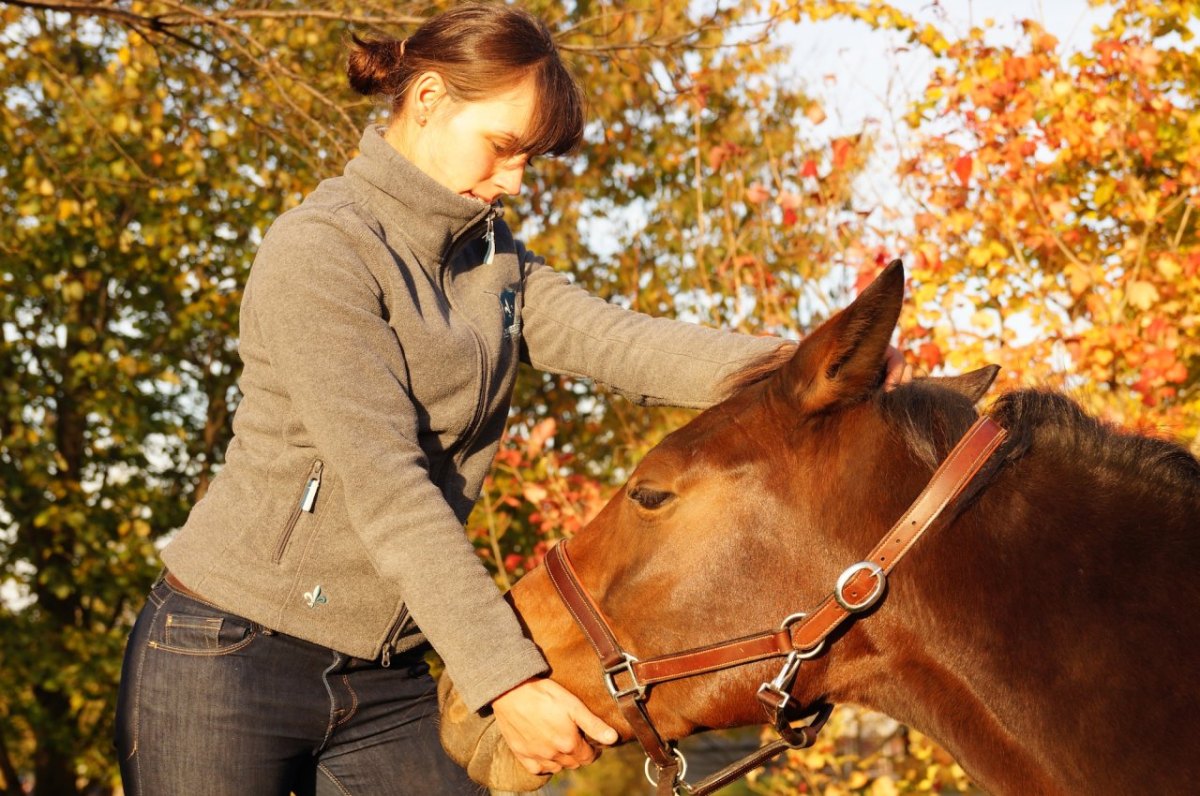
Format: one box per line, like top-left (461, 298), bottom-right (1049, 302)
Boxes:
top-left (392, 204), bottom-right (497, 660)
top-left (436, 209), bottom-right (497, 485)
top-left (273, 459), bottom-right (323, 563)
top-left (380, 605), bottom-right (411, 668)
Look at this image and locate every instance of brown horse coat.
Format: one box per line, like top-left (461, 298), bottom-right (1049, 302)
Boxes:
top-left (440, 262), bottom-right (1200, 794)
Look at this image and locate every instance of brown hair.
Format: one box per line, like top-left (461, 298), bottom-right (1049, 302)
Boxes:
top-left (347, 2), bottom-right (585, 158)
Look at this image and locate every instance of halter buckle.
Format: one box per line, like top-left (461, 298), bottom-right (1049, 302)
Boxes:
top-left (835, 561), bottom-right (886, 612)
top-left (603, 652), bottom-right (646, 700)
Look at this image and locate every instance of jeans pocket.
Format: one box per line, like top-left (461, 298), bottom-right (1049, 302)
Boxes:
top-left (153, 609), bottom-right (257, 656)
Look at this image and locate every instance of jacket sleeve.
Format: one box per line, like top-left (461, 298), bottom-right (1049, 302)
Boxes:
top-left (520, 251), bottom-right (789, 407)
top-left (247, 213), bottom-right (546, 711)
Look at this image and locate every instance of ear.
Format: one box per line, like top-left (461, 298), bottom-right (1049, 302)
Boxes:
top-left (928, 364), bottom-right (1000, 404)
top-left (410, 70), bottom-right (449, 117)
top-left (779, 260), bottom-right (905, 413)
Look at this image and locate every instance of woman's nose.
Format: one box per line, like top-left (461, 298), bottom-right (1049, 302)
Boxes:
top-left (493, 163), bottom-right (526, 198)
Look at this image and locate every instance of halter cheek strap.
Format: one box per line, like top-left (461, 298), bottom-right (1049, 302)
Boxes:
top-left (545, 415), bottom-right (1007, 796)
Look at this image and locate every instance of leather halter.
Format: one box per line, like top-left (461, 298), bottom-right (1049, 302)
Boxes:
top-left (545, 415), bottom-right (1008, 795)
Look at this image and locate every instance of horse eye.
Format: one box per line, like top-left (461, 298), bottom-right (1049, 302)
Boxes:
top-left (627, 485), bottom-right (675, 510)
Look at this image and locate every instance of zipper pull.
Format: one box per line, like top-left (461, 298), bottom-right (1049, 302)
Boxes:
top-left (300, 461), bottom-right (323, 512)
top-left (483, 213), bottom-right (495, 265)
top-left (381, 645), bottom-right (392, 668)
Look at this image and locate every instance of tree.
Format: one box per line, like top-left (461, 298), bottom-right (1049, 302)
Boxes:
top-left (897, 0), bottom-right (1200, 446)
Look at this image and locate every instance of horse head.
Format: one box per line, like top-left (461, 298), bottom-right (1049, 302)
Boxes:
top-left (439, 261), bottom-right (1200, 794)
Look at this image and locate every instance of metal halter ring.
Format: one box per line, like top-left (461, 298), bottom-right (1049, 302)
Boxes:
top-left (603, 652), bottom-right (646, 700)
top-left (644, 747), bottom-right (689, 789)
top-left (779, 612), bottom-right (827, 659)
top-left (835, 561), bottom-right (887, 612)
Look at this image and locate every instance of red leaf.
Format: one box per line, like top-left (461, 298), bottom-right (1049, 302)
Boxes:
top-left (953, 154), bottom-right (973, 187)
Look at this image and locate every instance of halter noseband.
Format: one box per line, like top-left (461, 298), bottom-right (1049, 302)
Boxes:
top-left (545, 415), bottom-right (1008, 795)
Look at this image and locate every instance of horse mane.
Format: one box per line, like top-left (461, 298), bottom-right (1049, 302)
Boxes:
top-left (986, 389), bottom-right (1200, 495)
top-left (723, 352), bottom-right (1200, 492)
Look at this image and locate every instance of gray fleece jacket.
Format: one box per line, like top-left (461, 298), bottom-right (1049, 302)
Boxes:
top-left (161, 125), bottom-right (784, 711)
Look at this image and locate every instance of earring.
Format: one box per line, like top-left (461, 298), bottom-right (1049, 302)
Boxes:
top-left (417, 113), bottom-right (427, 126)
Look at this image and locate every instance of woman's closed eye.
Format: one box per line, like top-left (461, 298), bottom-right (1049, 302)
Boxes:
top-left (627, 485), bottom-right (675, 511)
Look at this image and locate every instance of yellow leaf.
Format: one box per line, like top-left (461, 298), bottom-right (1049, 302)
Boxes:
top-left (967, 246), bottom-right (992, 267)
top-left (111, 113), bottom-right (129, 134)
top-left (871, 776), bottom-right (899, 796)
top-left (1156, 256), bottom-right (1182, 280)
top-left (522, 484), bottom-right (548, 503)
top-left (971, 309), bottom-right (995, 330)
top-left (38, 178), bottom-right (54, 196)
top-left (57, 199), bottom-right (79, 221)
top-left (1126, 280), bottom-right (1159, 310)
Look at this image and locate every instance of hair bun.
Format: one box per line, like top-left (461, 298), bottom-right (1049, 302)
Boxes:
top-left (347, 35), bottom-right (405, 97)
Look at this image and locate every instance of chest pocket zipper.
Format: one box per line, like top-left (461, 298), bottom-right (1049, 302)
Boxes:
top-left (273, 460), bottom-right (323, 563)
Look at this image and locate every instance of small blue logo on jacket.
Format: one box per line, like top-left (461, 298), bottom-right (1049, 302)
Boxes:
top-left (304, 585), bottom-right (328, 608)
top-left (500, 288), bottom-right (521, 338)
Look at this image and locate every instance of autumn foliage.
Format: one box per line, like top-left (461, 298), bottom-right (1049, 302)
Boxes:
top-left (898, 0), bottom-right (1200, 443)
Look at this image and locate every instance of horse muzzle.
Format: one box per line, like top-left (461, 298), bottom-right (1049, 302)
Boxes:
top-left (435, 672), bottom-right (552, 792)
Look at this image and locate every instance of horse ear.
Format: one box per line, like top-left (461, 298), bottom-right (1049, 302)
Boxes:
top-left (780, 260), bottom-right (905, 412)
top-left (929, 365), bottom-right (1001, 404)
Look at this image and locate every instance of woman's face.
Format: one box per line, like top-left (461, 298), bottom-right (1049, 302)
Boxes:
top-left (401, 76), bottom-right (537, 204)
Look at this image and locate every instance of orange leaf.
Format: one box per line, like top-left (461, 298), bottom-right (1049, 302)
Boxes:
top-left (831, 138), bottom-right (854, 172)
top-left (953, 154), bottom-right (973, 187)
top-left (527, 417), bottom-right (557, 457)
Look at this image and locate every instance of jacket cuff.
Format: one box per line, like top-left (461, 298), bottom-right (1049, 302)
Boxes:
top-left (458, 642), bottom-right (550, 713)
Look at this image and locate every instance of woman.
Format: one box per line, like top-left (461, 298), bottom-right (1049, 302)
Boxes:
top-left (116, 3), bottom-right (902, 793)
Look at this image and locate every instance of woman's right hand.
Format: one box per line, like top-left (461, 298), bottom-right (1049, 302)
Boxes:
top-left (490, 677), bottom-right (618, 775)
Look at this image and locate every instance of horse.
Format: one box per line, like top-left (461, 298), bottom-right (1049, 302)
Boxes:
top-left (438, 261), bottom-right (1200, 795)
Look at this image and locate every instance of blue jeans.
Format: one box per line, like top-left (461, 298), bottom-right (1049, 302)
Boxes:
top-left (116, 575), bottom-right (482, 795)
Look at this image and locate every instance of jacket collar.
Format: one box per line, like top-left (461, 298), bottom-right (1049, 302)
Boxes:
top-left (344, 125), bottom-right (496, 264)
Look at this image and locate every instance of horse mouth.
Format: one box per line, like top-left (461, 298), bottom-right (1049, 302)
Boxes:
top-left (436, 672), bottom-right (552, 792)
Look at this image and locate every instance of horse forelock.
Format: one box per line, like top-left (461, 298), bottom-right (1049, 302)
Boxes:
top-left (879, 382), bottom-right (982, 470)
top-left (722, 350), bottom-right (984, 470)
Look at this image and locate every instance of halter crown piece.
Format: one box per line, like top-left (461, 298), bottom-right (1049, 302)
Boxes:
top-left (545, 415), bottom-right (1008, 796)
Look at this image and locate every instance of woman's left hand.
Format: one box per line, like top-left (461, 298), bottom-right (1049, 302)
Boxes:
top-left (491, 677), bottom-right (617, 775)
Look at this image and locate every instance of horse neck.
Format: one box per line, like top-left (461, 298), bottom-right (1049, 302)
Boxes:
top-left (835, 442), bottom-right (1200, 794)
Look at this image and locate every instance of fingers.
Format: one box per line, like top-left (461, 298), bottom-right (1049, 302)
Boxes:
top-left (491, 678), bottom-right (617, 775)
top-left (568, 699), bottom-right (619, 746)
top-left (884, 347), bottom-right (913, 390)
